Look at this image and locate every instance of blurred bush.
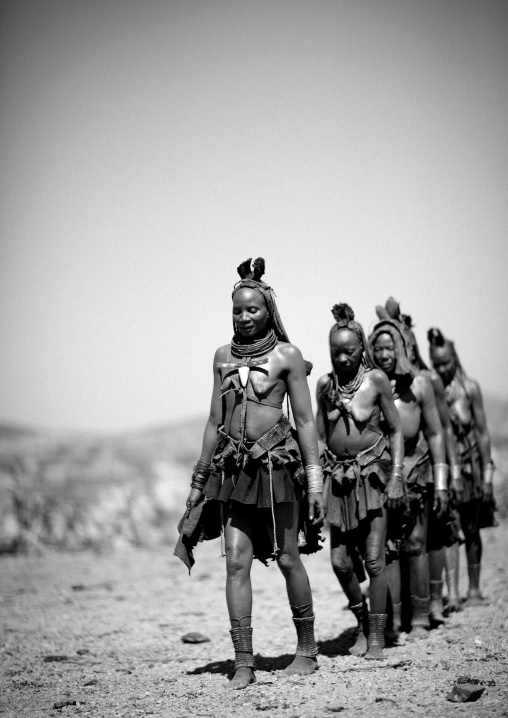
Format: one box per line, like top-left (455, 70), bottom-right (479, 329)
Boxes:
top-left (0, 393), bottom-right (506, 554)
top-left (0, 418), bottom-right (204, 554)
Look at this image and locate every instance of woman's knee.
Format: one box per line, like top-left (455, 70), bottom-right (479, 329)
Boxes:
top-left (403, 534), bottom-right (425, 557)
top-left (364, 546), bottom-right (385, 579)
top-left (330, 548), bottom-right (354, 578)
top-left (225, 544), bottom-right (251, 578)
top-left (276, 549), bottom-right (300, 577)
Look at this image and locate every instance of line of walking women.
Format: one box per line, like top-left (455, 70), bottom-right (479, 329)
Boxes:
top-left (176, 258), bottom-right (496, 690)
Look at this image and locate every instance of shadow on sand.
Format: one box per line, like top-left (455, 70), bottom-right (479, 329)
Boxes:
top-left (187, 627), bottom-right (356, 676)
top-left (187, 653), bottom-right (294, 677)
top-left (317, 626), bottom-right (356, 657)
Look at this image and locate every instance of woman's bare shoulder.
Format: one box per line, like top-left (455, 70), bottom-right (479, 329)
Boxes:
top-left (277, 341), bottom-right (302, 359)
top-left (316, 372), bottom-right (331, 390)
top-left (214, 344), bottom-right (230, 363)
top-left (366, 367), bottom-right (389, 389)
top-left (464, 375), bottom-right (481, 399)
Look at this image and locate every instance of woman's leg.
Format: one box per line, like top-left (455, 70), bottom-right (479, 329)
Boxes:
top-left (444, 541), bottom-right (460, 612)
top-left (386, 558), bottom-right (402, 637)
top-left (427, 483), bottom-right (446, 623)
top-left (364, 510), bottom-right (388, 613)
top-left (363, 509), bottom-right (388, 660)
top-left (330, 524), bottom-right (368, 656)
top-left (428, 546), bottom-right (446, 623)
top-left (459, 501), bottom-right (483, 605)
top-left (406, 501), bottom-right (430, 639)
top-left (224, 502), bottom-right (256, 690)
top-left (269, 497), bottom-right (318, 675)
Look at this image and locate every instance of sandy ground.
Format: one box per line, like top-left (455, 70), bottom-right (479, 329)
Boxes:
top-left (1, 521), bottom-right (507, 718)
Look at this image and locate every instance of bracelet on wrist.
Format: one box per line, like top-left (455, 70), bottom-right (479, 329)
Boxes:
top-left (190, 460), bottom-right (213, 490)
top-left (483, 461), bottom-right (495, 485)
top-left (451, 464), bottom-right (462, 482)
top-left (305, 464), bottom-right (324, 493)
top-left (433, 463), bottom-right (449, 492)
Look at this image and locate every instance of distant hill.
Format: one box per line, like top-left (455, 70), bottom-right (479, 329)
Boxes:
top-left (0, 416), bottom-right (207, 553)
top-left (0, 393), bottom-right (506, 553)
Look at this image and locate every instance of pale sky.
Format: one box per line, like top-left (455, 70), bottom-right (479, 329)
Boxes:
top-left (1, 0), bottom-right (507, 432)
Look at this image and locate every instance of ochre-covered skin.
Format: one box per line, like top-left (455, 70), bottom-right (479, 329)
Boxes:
top-left (316, 313), bottom-right (404, 660)
top-left (429, 335), bottom-right (495, 606)
top-left (184, 266), bottom-right (324, 689)
top-left (371, 326), bottom-right (446, 639)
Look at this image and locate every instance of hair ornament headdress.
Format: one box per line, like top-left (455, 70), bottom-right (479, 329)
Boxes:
top-left (331, 302), bottom-right (355, 326)
top-left (427, 328), bottom-right (446, 348)
top-left (237, 257), bottom-right (265, 281)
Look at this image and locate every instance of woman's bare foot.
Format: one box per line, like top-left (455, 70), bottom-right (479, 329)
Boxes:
top-left (364, 644), bottom-right (384, 660)
top-left (228, 667), bottom-right (256, 690)
top-left (445, 597), bottom-right (461, 614)
top-left (463, 589), bottom-right (484, 607)
top-left (282, 656), bottom-right (318, 676)
top-left (349, 630), bottom-right (368, 657)
top-left (407, 625), bottom-right (428, 641)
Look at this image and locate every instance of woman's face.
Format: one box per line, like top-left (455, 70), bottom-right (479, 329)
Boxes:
top-left (372, 332), bottom-right (396, 375)
top-left (430, 347), bottom-right (456, 386)
top-left (232, 287), bottom-right (270, 339)
top-left (330, 328), bottom-right (363, 374)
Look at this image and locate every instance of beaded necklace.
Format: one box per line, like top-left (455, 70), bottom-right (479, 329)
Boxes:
top-left (231, 328), bottom-right (278, 360)
top-left (336, 361), bottom-right (365, 399)
top-left (331, 360), bottom-right (366, 409)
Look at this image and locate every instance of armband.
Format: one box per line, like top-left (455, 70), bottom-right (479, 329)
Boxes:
top-left (483, 461), bottom-right (495, 485)
top-left (390, 464), bottom-right (404, 480)
top-left (190, 460), bottom-right (212, 490)
top-left (305, 464), bottom-right (324, 493)
top-left (451, 464), bottom-right (462, 482)
top-left (433, 463), bottom-right (449, 492)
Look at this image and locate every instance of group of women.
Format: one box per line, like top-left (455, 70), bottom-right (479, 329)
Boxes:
top-left (178, 258), bottom-right (496, 690)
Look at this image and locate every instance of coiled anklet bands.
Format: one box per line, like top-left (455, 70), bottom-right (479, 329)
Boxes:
top-left (230, 616), bottom-right (254, 670)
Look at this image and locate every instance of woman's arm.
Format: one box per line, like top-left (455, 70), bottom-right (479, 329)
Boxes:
top-left (284, 344), bottom-right (325, 523)
top-left (315, 375), bottom-right (329, 445)
top-left (186, 348), bottom-right (223, 509)
top-left (372, 370), bottom-right (405, 508)
top-left (468, 378), bottom-right (494, 498)
top-left (429, 371), bottom-right (463, 500)
top-left (417, 374), bottom-right (448, 516)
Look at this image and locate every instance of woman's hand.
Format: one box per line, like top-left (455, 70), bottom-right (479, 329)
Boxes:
top-left (433, 489), bottom-right (448, 518)
top-left (308, 492), bottom-right (325, 525)
top-left (386, 471), bottom-right (407, 509)
top-left (186, 488), bottom-right (203, 512)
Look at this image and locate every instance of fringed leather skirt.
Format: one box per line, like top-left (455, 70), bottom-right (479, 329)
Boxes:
top-left (203, 416), bottom-right (304, 507)
top-left (456, 431), bottom-right (483, 505)
top-left (202, 416), bottom-right (323, 563)
top-left (386, 433), bottom-right (431, 560)
top-left (322, 435), bottom-right (391, 534)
